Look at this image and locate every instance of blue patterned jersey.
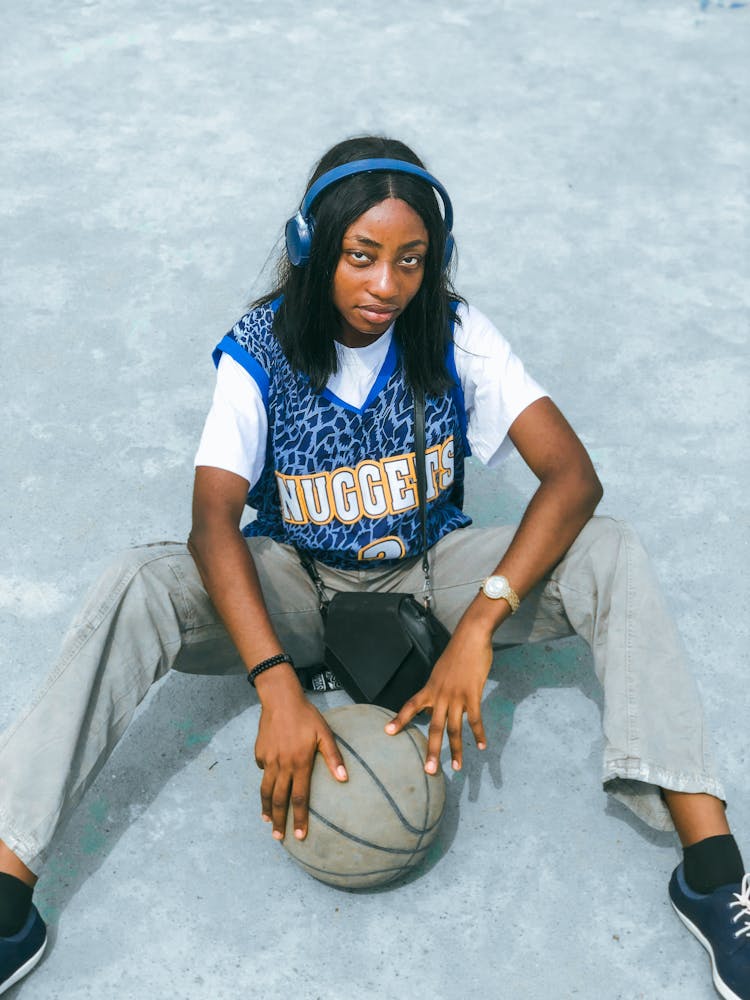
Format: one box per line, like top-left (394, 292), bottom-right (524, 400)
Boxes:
top-left (212, 301), bottom-right (471, 569)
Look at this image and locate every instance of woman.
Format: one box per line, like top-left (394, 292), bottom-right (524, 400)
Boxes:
top-left (0, 136), bottom-right (747, 998)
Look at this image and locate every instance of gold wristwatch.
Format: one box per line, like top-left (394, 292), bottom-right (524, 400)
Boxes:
top-left (479, 575), bottom-right (520, 614)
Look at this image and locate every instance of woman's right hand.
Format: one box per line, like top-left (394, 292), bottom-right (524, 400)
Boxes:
top-left (254, 677), bottom-right (348, 842)
top-left (189, 468), bottom-right (348, 841)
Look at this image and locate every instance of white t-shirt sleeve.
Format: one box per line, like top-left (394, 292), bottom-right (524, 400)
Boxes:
top-left (454, 303), bottom-right (548, 468)
top-left (193, 354), bottom-right (268, 487)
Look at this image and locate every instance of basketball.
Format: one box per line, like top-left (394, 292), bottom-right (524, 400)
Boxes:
top-left (282, 703), bottom-right (446, 889)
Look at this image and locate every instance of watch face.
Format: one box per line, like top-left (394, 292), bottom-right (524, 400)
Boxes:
top-left (483, 575), bottom-right (509, 599)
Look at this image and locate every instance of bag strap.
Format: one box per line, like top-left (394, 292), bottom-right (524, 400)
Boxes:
top-left (298, 547), bottom-right (330, 618)
top-left (413, 387), bottom-right (433, 609)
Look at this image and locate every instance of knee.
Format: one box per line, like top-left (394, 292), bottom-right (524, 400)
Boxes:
top-left (569, 516), bottom-right (644, 567)
top-left (100, 543), bottom-right (187, 601)
top-left (67, 543), bottom-right (188, 635)
top-left (577, 515), bottom-right (626, 547)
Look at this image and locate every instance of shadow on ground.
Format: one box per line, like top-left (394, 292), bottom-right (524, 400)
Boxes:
top-left (34, 631), bottom-right (673, 929)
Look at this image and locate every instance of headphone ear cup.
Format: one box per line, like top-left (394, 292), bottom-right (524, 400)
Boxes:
top-left (285, 211), bottom-right (313, 267)
top-left (442, 233), bottom-right (455, 270)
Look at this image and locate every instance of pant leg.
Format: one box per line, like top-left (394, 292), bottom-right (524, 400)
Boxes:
top-left (549, 517), bottom-right (724, 830)
top-left (0, 538), bottom-right (323, 872)
top-left (380, 517), bottom-right (724, 832)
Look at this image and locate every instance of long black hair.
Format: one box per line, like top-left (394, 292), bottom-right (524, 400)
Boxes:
top-left (254, 136), bottom-right (464, 395)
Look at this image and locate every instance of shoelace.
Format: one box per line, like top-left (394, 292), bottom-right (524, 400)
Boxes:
top-left (729, 873), bottom-right (750, 939)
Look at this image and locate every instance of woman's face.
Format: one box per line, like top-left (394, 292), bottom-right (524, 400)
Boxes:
top-left (332, 197), bottom-right (428, 348)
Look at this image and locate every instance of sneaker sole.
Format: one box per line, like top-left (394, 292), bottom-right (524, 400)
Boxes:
top-left (670, 899), bottom-right (742, 1000)
top-left (0, 935), bottom-right (47, 997)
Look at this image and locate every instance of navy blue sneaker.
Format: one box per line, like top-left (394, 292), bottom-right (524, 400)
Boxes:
top-left (0, 905), bottom-right (47, 996)
top-left (670, 863), bottom-right (750, 1000)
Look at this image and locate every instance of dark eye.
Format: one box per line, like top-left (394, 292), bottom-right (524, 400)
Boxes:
top-left (401, 254), bottom-right (423, 268)
top-left (347, 250), bottom-right (370, 264)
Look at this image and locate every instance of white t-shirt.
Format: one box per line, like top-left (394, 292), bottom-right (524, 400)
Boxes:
top-left (194, 303), bottom-right (547, 487)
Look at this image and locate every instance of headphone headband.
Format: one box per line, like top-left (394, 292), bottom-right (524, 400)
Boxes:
top-left (285, 157), bottom-right (454, 268)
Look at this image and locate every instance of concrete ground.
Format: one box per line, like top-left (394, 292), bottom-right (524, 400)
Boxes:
top-left (1, 1), bottom-right (748, 997)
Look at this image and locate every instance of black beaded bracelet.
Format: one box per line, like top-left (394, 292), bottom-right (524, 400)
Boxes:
top-left (247, 652), bottom-right (295, 687)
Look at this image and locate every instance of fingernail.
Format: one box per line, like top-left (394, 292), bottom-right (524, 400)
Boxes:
top-left (272, 830), bottom-right (283, 841)
top-left (295, 828), bottom-right (305, 840)
top-left (385, 723), bottom-right (396, 734)
top-left (262, 814), bottom-right (270, 822)
top-left (425, 759), bottom-right (436, 774)
top-left (336, 765), bottom-right (348, 780)
top-left (478, 742), bottom-right (486, 751)
top-left (452, 759), bottom-right (461, 771)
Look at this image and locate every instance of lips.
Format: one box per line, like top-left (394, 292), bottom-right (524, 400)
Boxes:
top-left (357, 305), bottom-right (398, 324)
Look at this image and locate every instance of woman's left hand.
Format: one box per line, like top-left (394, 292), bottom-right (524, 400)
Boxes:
top-left (385, 621), bottom-right (493, 773)
top-left (386, 397), bottom-right (606, 772)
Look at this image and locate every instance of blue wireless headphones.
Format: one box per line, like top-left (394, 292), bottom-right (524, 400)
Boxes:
top-left (285, 157), bottom-right (455, 269)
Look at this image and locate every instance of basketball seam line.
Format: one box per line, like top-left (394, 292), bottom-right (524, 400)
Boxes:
top-left (292, 850), bottom-right (430, 880)
top-left (307, 805), bottom-right (424, 855)
top-left (402, 724), bottom-right (431, 867)
top-left (331, 729), bottom-right (440, 837)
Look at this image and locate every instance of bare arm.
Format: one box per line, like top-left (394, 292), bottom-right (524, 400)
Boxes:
top-left (189, 466), bottom-right (346, 839)
top-left (189, 466), bottom-right (287, 670)
top-left (386, 396), bottom-right (603, 769)
top-left (459, 395), bottom-right (603, 628)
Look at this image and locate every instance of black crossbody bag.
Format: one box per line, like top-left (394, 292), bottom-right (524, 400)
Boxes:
top-left (298, 389), bottom-right (451, 712)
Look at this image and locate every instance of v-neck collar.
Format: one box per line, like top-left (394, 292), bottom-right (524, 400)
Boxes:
top-left (334, 327), bottom-right (392, 370)
top-left (321, 334), bottom-right (399, 415)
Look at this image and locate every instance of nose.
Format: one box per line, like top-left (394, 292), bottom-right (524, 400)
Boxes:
top-left (368, 261), bottom-right (399, 299)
